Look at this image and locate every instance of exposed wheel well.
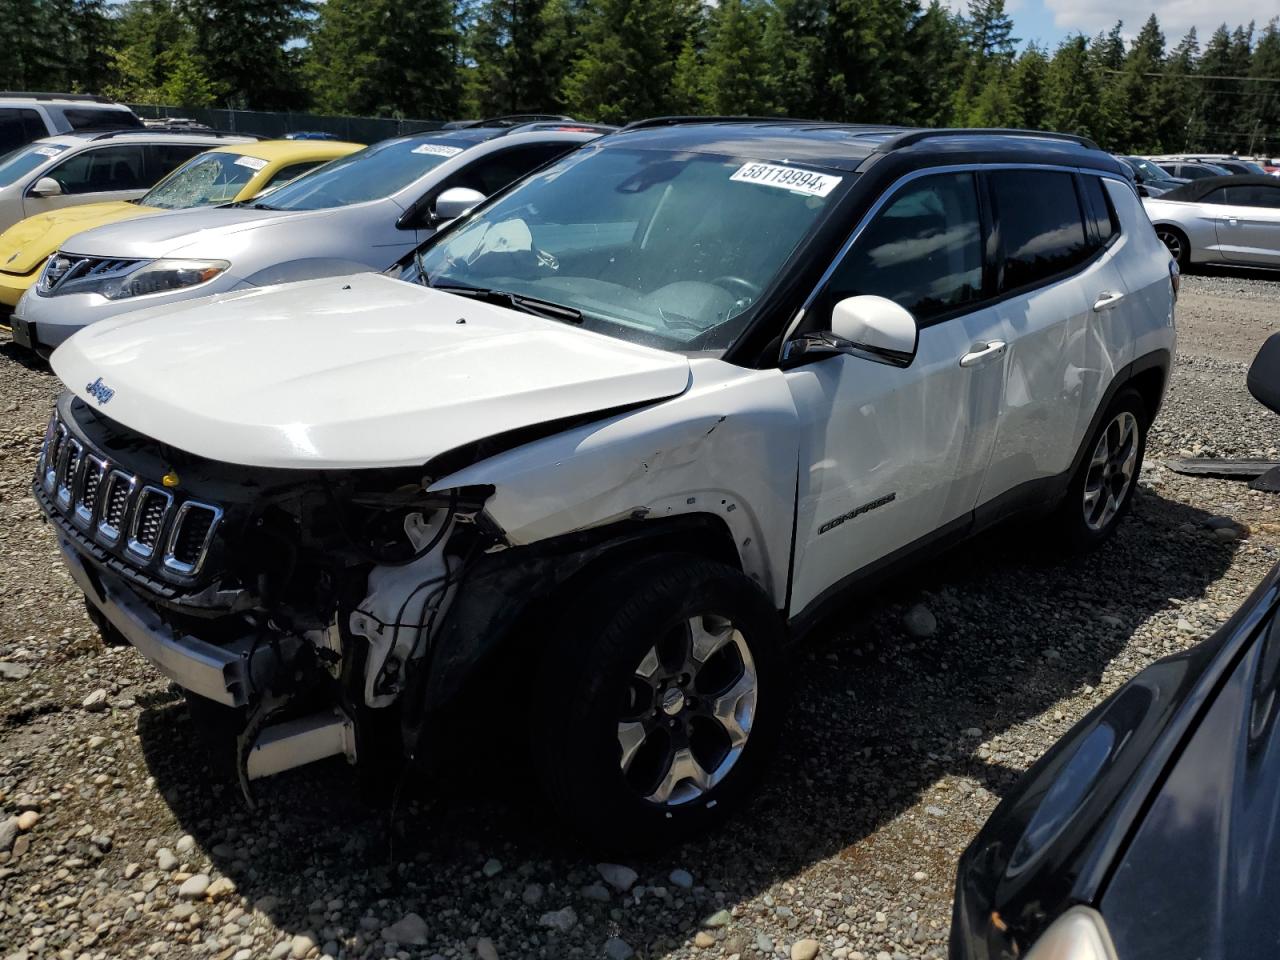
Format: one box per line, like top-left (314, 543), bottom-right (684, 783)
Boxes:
top-left (1127, 364), bottom-right (1167, 425)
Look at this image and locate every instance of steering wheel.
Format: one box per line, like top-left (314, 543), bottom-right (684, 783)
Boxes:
top-left (711, 275), bottom-right (762, 301)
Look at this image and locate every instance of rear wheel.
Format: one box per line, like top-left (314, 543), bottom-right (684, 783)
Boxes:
top-left (1054, 389), bottom-right (1147, 550)
top-left (1155, 225), bottom-right (1190, 270)
top-left (529, 554), bottom-right (785, 851)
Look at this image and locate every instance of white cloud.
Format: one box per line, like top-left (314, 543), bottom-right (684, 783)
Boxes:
top-left (1043, 0), bottom-right (1267, 41)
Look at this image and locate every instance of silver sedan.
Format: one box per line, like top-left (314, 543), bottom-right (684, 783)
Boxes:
top-left (1144, 174), bottom-right (1280, 269)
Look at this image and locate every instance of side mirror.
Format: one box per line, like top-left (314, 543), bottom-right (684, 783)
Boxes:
top-left (1248, 331), bottom-right (1280, 414)
top-left (784, 295), bottom-right (918, 367)
top-left (29, 177), bottom-right (62, 198)
top-left (432, 186), bottom-right (485, 224)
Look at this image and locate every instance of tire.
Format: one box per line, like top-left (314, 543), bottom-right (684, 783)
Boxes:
top-left (1155, 225), bottom-right (1190, 270)
top-left (1053, 388), bottom-right (1148, 550)
top-left (529, 553), bottom-right (786, 851)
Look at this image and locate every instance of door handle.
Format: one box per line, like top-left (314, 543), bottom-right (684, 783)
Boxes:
top-left (959, 340), bottom-right (1007, 367)
top-left (1093, 291), bottom-right (1125, 312)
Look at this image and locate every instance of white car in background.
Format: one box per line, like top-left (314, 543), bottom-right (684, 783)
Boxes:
top-left (1144, 174), bottom-right (1280, 269)
top-left (0, 129), bottom-right (252, 233)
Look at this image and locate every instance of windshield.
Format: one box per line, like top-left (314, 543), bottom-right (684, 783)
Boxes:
top-left (1123, 157), bottom-right (1170, 181)
top-left (141, 151), bottom-right (262, 208)
top-left (260, 137), bottom-right (466, 210)
top-left (0, 142), bottom-right (68, 187)
top-left (411, 145), bottom-right (846, 354)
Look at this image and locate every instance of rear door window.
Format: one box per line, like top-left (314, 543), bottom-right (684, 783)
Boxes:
top-left (821, 172), bottom-right (985, 323)
top-left (45, 145), bottom-right (148, 194)
top-left (990, 170), bottom-right (1091, 292)
top-left (437, 143), bottom-right (577, 198)
top-left (144, 143), bottom-right (208, 181)
top-left (260, 160), bottom-right (326, 191)
top-left (0, 108), bottom-right (48, 154)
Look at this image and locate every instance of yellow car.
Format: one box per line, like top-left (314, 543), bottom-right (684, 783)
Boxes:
top-left (0, 139), bottom-right (361, 309)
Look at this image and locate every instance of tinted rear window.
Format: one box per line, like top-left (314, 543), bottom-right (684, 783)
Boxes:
top-left (991, 170), bottom-right (1090, 292)
top-left (1080, 175), bottom-right (1119, 245)
top-left (0, 107), bottom-right (47, 154)
top-left (61, 108), bottom-right (142, 131)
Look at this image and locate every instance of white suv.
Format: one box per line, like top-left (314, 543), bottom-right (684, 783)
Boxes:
top-left (0, 93), bottom-right (141, 153)
top-left (33, 120), bottom-right (1176, 848)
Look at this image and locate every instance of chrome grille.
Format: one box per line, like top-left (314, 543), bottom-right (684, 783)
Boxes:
top-left (98, 470), bottom-right (134, 543)
top-left (55, 438), bottom-right (83, 508)
top-left (38, 254), bottom-right (145, 297)
top-left (127, 487), bottom-right (172, 559)
top-left (36, 409), bottom-right (223, 579)
top-left (164, 503), bottom-right (223, 575)
top-left (74, 456), bottom-right (107, 526)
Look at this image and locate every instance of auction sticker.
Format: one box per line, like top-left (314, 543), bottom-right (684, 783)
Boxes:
top-left (412, 143), bottom-right (464, 157)
top-left (731, 162), bottom-right (842, 197)
top-left (234, 155), bottom-right (268, 170)
top-left (33, 146), bottom-right (64, 158)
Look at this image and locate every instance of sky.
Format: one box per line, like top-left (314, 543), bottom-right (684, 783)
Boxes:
top-left (960, 0), bottom-right (1275, 49)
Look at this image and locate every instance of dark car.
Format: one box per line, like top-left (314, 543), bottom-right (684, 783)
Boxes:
top-left (1157, 159), bottom-right (1231, 180)
top-left (951, 333), bottom-right (1280, 960)
top-left (1117, 156), bottom-right (1187, 196)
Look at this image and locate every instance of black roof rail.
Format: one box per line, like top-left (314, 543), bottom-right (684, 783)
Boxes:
top-left (619, 115), bottom-right (814, 132)
top-left (875, 127), bottom-right (1100, 152)
top-left (444, 114), bottom-right (574, 130)
top-left (0, 91), bottom-right (120, 104)
top-left (88, 126), bottom-right (263, 141)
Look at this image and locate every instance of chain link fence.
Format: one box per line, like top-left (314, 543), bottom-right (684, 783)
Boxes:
top-left (127, 104), bottom-right (448, 144)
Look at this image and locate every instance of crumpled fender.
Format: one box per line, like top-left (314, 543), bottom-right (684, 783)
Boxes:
top-left (428, 358), bottom-right (800, 606)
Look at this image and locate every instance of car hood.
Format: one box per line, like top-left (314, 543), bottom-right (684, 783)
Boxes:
top-left (0, 201), bottom-right (146, 275)
top-left (51, 272), bottom-right (692, 470)
top-left (57, 205), bottom-right (334, 260)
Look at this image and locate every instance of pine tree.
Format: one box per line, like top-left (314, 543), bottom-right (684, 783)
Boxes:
top-left (1245, 19), bottom-right (1280, 156)
top-left (701, 0), bottom-right (772, 114)
top-left (1159, 29), bottom-right (1202, 151)
top-left (1199, 25), bottom-right (1238, 151)
top-left (953, 0), bottom-right (1017, 126)
top-left (307, 0), bottom-right (463, 119)
top-left (903, 1), bottom-right (963, 126)
top-left (463, 0), bottom-right (554, 117)
top-left (180, 0), bottom-right (312, 109)
top-left (1112, 15), bottom-right (1166, 152)
top-left (1046, 34), bottom-right (1101, 141)
top-left (104, 0), bottom-right (220, 107)
top-left (560, 0), bottom-right (699, 123)
top-left (1007, 43), bottom-right (1049, 129)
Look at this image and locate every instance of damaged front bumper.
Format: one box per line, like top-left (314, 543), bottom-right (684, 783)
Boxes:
top-left (61, 537), bottom-right (262, 707)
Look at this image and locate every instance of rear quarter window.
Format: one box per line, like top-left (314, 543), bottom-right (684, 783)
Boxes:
top-left (1079, 175), bottom-right (1120, 246)
top-left (60, 108), bottom-right (142, 131)
top-left (990, 169), bottom-right (1091, 292)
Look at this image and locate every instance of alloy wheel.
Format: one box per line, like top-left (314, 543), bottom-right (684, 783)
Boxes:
top-left (616, 614), bottom-right (758, 806)
top-left (1083, 410), bottom-right (1139, 532)
top-left (1156, 229), bottom-right (1183, 264)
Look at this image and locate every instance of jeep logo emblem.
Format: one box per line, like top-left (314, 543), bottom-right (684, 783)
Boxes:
top-left (85, 377), bottom-right (115, 405)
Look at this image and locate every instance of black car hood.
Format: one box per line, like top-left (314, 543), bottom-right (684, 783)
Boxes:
top-left (1101, 605), bottom-right (1280, 959)
top-left (951, 562), bottom-right (1280, 959)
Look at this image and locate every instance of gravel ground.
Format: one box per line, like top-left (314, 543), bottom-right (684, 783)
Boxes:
top-left (3, 271), bottom-right (1280, 960)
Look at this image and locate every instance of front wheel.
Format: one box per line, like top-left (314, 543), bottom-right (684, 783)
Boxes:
top-left (1054, 389), bottom-right (1148, 550)
top-left (529, 554), bottom-right (785, 851)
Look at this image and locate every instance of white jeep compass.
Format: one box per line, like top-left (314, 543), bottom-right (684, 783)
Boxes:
top-left (34, 119), bottom-right (1176, 848)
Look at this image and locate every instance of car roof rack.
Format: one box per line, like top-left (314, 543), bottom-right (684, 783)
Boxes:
top-left (875, 127), bottom-right (1100, 152)
top-left (0, 91), bottom-right (120, 103)
top-left (620, 116), bottom-right (819, 132)
top-left (87, 126), bottom-right (263, 141)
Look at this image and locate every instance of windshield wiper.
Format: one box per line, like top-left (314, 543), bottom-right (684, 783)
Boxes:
top-left (431, 283), bottom-right (583, 323)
